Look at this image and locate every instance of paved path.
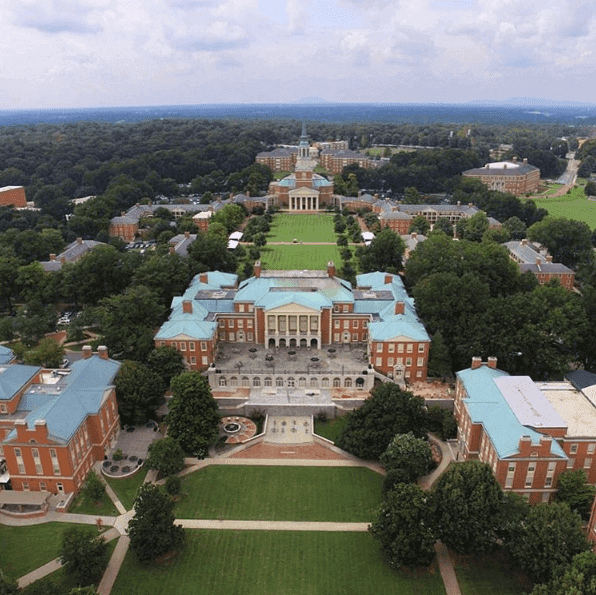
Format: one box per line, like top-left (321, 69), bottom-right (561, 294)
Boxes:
top-left (435, 542), bottom-right (462, 595)
top-left (419, 434), bottom-right (455, 490)
top-left (176, 519), bottom-right (369, 532)
top-left (98, 535), bottom-right (130, 595)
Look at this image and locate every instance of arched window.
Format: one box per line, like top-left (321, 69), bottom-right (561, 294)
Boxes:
top-left (276, 377), bottom-right (284, 387)
top-left (355, 377), bottom-right (365, 387)
top-left (321, 377), bottom-right (330, 388)
top-left (230, 377), bottom-right (238, 387)
top-left (310, 377), bottom-right (318, 388)
top-left (218, 377), bottom-right (227, 387)
top-left (264, 377), bottom-right (272, 387)
top-left (333, 377), bottom-right (341, 388)
top-left (287, 377), bottom-right (295, 387)
top-left (344, 378), bottom-right (352, 388)
top-left (253, 377), bottom-right (261, 387)
top-left (241, 377), bottom-right (250, 387)
top-left (298, 377), bottom-right (306, 387)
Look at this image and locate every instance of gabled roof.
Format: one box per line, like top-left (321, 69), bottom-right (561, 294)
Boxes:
top-left (0, 346), bottom-right (14, 365)
top-left (0, 365), bottom-right (40, 401)
top-left (457, 364), bottom-right (567, 459)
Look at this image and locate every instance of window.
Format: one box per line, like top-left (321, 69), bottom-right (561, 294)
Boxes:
top-left (201, 356), bottom-right (208, 365)
top-left (289, 316), bottom-right (297, 332)
top-left (298, 377), bottom-right (306, 387)
top-left (418, 344), bottom-right (425, 353)
top-left (362, 320), bottom-right (368, 328)
top-left (40, 482), bottom-right (47, 491)
top-left (219, 332), bottom-right (226, 341)
top-left (416, 370), bottom-right (422, 377)
top-left (22, 482), bottom-right (29, 491)
top-left (570, 444), bottom-right (578, 454)
top-left (417, 357), bottom-right (424, 367)
top-left (343, 304), bottom-right (349, 312)
top-left (333, 378), bottom-right (341, 387)
top-left (200, 342), bottom-right (207, 351)
top-left (190, 356), bottom-right (196, 365)
top-left (542, 492), bottom-right (550, 503)
top-left (276, 377), bottom-right (284, 387)
top-left (376, 344), bottom-right (383, 353)
top-left (388, 344), bottom-right (395, 353)
top-left (310, 377), bottom-right (318, 388)
top-left (405, 358), bottom-right (412, 367)
top-left (189, 342), bottom-right (195, 351)
top-left (310, 317), bottom-right (318, 331)
top-left (247, 333), bottom-right (253, 341)
top-left (375, 357), bottom-right (382, 367)
top-left (248, 304), bottom-right (254, 312)
top-left (171, 342), bottom-right (177, 349)
top-left (219, 377), bottom-right (227, 387)
top-left (253, 377), bottom-right (261, 387)
top-left (268, 316), bottom-right (275, 331)
top-left (180, 342), bottom-right (186, 351)
top-left (229, 333), bottom-right (235, 342)
top-left (407, 344), bottom-right (413, 353)
top-left (388, 357), bottom-right (394, 366)
top-left (247, 320), bottom-right (253, 328)
top-left (279, 317), bottom-right (286, 332)
top-left (219, 319), bottom-right (225, 328)
top-left (238, 304), bottom-right (245, 312)
top-left (321, 378), bottom-right (330, 388)
top-left (585, 458), bottom-right (592, 469)
top-left (344, 378), bottom-right (352, 388)
top-left (525, 463), bottom-right (536, 488)
top-left (567, 458), bottom-right (575, 468)
top-left (352, 320), bottom-right (359, 329)
top-left (287, 377), bottom-right (295, 387)
top-left (238, 320), bottom-right (244, 329)
top-left (398, 344), bottom-right (404, 353)
top-left (334, 320), bottom-right (340, 329)
top-left (343, 320), bottom-right (349, 329)
top-left (242, 377), bottom-right (250, 387)
top-left (227, 319), bottom-right (234, 329)
top-left (334, 333), bottom-right (340, 342)
top-left (505, 463), bottom-right (516, 488)
top-left (263, 377), bottom-right (272, 387)
top-left (0, 404), bottom-right (6, 413)
top-left (588, 444), bottom-right (595, 455)
top-left (230, 377), bottom-right (238, 387)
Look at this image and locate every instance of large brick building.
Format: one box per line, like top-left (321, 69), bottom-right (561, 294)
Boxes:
top-left (455, 358), bottom-right (596, 504)
top-left (463, 159), bottom-right (540, 195)
top-left (0, 347), bottom-right (120, 495)
top-left (0, 186), bottom-right (27, 208)
top-left (155, 264), bottom-right (430, 384)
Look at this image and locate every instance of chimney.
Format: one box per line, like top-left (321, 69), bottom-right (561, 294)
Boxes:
top-left (98, 345), bottom-right (109, 360)
top-left (60, 256), bottom-right (66, 264)
top-left (76, 237), bottom-right (83, 244)
top-left (254, 261), bottom-right (262, 278)
top-left (523, 158), bottom-right (528, 165)
top-left (50, 254), bottom-right (56, 261)
top-left (121, 211), bottom-right (126, 216)
top-left (457, 201), bottom-right (461, 206)
top-left (503, 163), bottom-right (507, 170)
top-left (512, 156), bottom-right (518, 163)
top-left (246, 190), bottom-right (250, 197)
top-left (471, 356), bottom-right (482, 370)
top-left (468, 203), bottom-right (474, 208)
top-left (536, 257), bottom-right (541, 266)
top-left (182, 300), bottom-right (193, 314)
top-left (521, 238), bottom-right (528, 246)
top-left (199, 273), bottom-right (208, 284)
top-left (82, 345), bottom-right (93, 359)
top-left (169, 246), bottom-right (175, 255)
top-left (546, 255), bottom-right (553, 262)
top-left (384, 274), bottom-right (393, 284)
top-left (184, 231), bottom-right (190, 238)
top-left (327, 261), bottom-right (336, 278)
top-left (395, 301), bottom-right (405, 315)
top-left (411, 232), bottom-right (417, 240)
top-left (487, 356), bottom-right (498, 369)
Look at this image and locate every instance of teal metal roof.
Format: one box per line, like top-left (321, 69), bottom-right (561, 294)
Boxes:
top-left (0, 346), bottom-right (14, 365)
top-left (457, 365), bottom-right (567, 460)
top-left (0, 365), bottom-right (41, 401)
top-left (256, 292), bottom-right (332, 311)
top-left (155, 319), bottom-right (217, 340)
top-left (368, 318), bottom-right (429, 342)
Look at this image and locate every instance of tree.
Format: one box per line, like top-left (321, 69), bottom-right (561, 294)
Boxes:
top-left (59, 527), bottom-right (109, 587)
top-left (167, 372), bottom-right (220, 457)
top-left (408, 215), bottom-right (430, 236)
top-left (369, 483), bottom-right (436, 569)
top-left (24, 337), bottom-right (65, 368)
top-left (556, 469), bottom-right (596, 521)
top-left (187, 231), bottom-right (237, 274)
top-left (502, 216), bottom-right (527, 240)
top-left (128, 484), bottom-right (185, 562)
top-left (115, 360), bottom-right (164, 425)
top-left (380, 432), bottom-right (435, 484)
top-left (530, 551), bottom-right (596, 595)
top-left (147, 345), bottom-right (185, 390)
top-left (146, 437), bottom-right (185, 477)
top-left (431, 461), bottom-right (504, 554)
top-left (432, 217), bottom-right (452, 235)
top-left (528, 217), bottom-right (593, 269)
top-left (81, 470), bottom-right (106, 505)
top-left (427, 330), bottom-right (451, 378)
top-left (585, 181), bottom-right (596, 197)
top-left (357, 228), bottom-right (406, 274)
top-left (456, 212), bottom-right (489, 242)
top-left (0, 577), bottom-right (18, 595)
top-left (506, 502), bottom-right (590, 583)
top-left (98, 285), bottom-right (165, 361)
top-left (336, 383), bottom-right (427, 460)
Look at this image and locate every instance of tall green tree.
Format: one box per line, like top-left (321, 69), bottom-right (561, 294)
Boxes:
top-left (357, 228), bottom-right (406, 274)
top-left (336, 383), bottom-right (427, 460)
top-left (168, 372), bottom-right (220, 457)
top-left (380, 432), bottom-right (435, 485)
top-left (369, 483), bottom-right (436, 569)
top-left (506, 502), bottom-right (590, 583)
top-left (530, 551), bottom-right (596, 595)
top-left (147, 345), bottom-right (185, 390)
top-left (146, 437), bottom-right (185, 478)
top-left (431, 461), bottom-right (504, 554)
top-left (115, 360), bottom-right (164, 425)
top-left (128, 484), bottom-right (185, 562)
top-left (556, 469), bottom-right (596, 521)
top-left (59, 527), bottom-right (109, 587)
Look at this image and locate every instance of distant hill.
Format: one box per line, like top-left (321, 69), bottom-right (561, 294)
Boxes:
top-left (466, 97), bottom-right (596, 109)
top-left (294, 97), bottom-right (329, 104)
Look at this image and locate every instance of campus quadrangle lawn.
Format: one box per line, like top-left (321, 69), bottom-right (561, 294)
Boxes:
top-left (105, 467), bottom-right (148, 511)
top-left (455, 554), bottom-right (530, 595)
top-left (0, 522), bottom-right (88, 581)
top-left (533, 189), bottom-right (596, 229)
top-left (267, 214), bottom-right (336, 243)
top-left (111, 531), bottom-right (446, 595)
top-left (174, 466), bottom-right (382, 522)
top-left (259, 244), bottom-right (343, 270)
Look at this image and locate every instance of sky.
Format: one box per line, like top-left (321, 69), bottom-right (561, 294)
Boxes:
top-left (1, 0), bottom-right (595, 109)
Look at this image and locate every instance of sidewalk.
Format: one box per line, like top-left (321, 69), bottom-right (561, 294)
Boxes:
top-left (175, 519), bottom-right (370, 532)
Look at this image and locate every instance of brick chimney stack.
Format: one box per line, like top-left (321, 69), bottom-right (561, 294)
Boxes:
top-left (384, 274), bottom-right (393, 284)
top-left (76, 237), bottom-right (83, 244)
top-left (395, 301), bottom-right (405, 315)
top-left (487, 356), bottom-right (498, 369)
top-left (98, 346), bottom-right (109, 360)
top-left (50, 254), bottom-right (56, 261)
top-left (254, 261), bottom-right (262, 278)
top-left (199, 273), bottom-right (208, 283)
top-left (471, 356), bottom-right (482, 370)
top-left (82, 345), bottom-right (93, 359)
top-left (327, 261), bottom-right (335, 278)
top-left (182, 300), bottom-right (193, 314)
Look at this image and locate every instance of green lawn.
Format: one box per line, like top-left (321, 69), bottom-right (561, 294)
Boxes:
top-left (174, 466), bottom-right (383, 522)
top-left (455, 554), bottom-right (530, 595)
top-left (314, 416), bottom-right (349, 444)
top-left (111, 531), bottom-right (446, 595)
top-left (267, 214), bottom-right (336, 243)
top-left (533, 186), bottom-right (596, 229)
top-left (259, 244), bottom-right (343, 270)
top-left (68, 491), bottom-right (119, 516)
top-left (105, 467), bottom-right (148, 511)
top-left (0, 522), bottom-right (87, 581)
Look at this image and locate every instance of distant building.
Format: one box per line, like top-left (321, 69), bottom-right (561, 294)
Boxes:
top-left (0, 186), bottom-right (27, 208)
top-left (463, 159), bottom-right (540, 195)
top-left (504, 239), bottom-right (575, 290)
top-left (319, 149), bottom-right (371, 175)
top-left (40, 238), bottom-right (105, 272)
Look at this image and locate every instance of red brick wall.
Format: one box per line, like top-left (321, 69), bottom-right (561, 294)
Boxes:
top-left (0, 187), bottom-right (26, 207)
